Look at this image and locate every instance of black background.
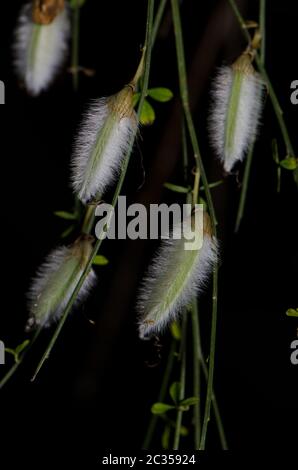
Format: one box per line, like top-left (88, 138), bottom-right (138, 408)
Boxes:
top-left (0, 0), bottom-right (297, 462)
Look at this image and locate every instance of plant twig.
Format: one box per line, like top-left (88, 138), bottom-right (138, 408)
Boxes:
top-left (173, 312), bottom-right (187, 450)
top-left (71, 0), bottom-right (81, 91)
top-left (171, 0), bottom-right (219, 449)
top-left (142, 338), bottom-right (177, 448)
top-left (234, 0), bottom-right (266, 232)
top-left (191, 300), bottom-right (201, 449)
top-left (228, 0), bottom-right (295, 157)
top-left (31, 0), bottom-right (155, 382)
top-left (0, 326), bottom-right (43, 390)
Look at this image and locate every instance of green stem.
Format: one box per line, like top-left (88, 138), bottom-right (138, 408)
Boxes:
top-left (191, 301), bottom-right (201, 449)
top-left (31, 0), bottom-right (155, 381)
top-left (170, 0), bottom-right (217, 231)
top-left (71, 0), bottom-right (80, 91)
top-left (199, 264), bottom-right (218, 449)
top-left (142, 339), bottom-right (177, 449)
top-left (81, 205), bottom-right (96, 234)
top-left (173, 313), bottom-right (187, 450)
top-left (228, 0), bottom-right (295, 157)
top-left (152, 0), bottom-right (168, 46)
top-left (0, 326), bottom-right (43, 390)
top-left (259, 0), bottom-right (266, 64)
top-left (196, 333), bottom-right (228, 449)
top-left (234, 0), bottom-right (266, 232)
top-left (171, 0), bottom-right (219, 449)
top-left (234, 145), bottom-right (254, 232)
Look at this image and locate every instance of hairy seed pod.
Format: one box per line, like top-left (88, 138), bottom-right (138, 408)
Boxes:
top-left (137, 213), bottom-right (217, 338)
top-left (71, 85), bottom-right (138, 203)
top-left (26, 236), bottom-right (96, 330)
top-left (209, 53), bottom-right (264, 173)
top-left (14, 0), bottom-right (70, 96)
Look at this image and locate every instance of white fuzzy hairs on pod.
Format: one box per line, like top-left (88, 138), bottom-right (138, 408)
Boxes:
top-left (137, 215), bottom-right (218, 338)
top-left (14, 2), bottom-right (70, 96)
top-left (26, 242), bottom-right (96, 330)
top-left (209, 56), bottom-right (264, 173)
top-left (71, 91), bottom-right (138, 204)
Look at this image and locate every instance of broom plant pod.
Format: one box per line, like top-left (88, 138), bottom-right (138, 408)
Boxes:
top-left (137, 212), bottom-right (218, 338)
top-left (71, 85), bottom-right (138, 204)
top-left (14, 0), bottom-right (70, 96)
top-left (209, 52), bottom-right (264, 173)
top-left (71, 50), bottom-right (146, 204)
top-left (26, 236), bottom-right (96, 330)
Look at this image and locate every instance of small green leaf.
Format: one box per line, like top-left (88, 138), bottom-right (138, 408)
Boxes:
top-left (200, 180), bottom-right (224, 191)
top-left (286, 308), bottom-right (298, 318)
top-left (170, 321), bottom-right (181, 341)
top-left (140, 99), bottom-right (156, 126)
top-left (93, 255), bottom-right (109, 266)
top-left (133, 92), bottom-right (141, 108)
top-left (151, 403), bottom-right (175, 415)
top-left (61, 224), bottom-right (76, 239)
top-left (180, 425), bottom-right (189, 436)
top-left (280, 157), bottom-right (297, 170)
top-left (69, 0), bottom-right (87, 8)
top-left (15, 340), bottom-right (30, 356)
top-left (161, 425), bottom-right (171, 449)
top-left (198, 196), bottom-right (207, 209)
top-left (148, 87), bottom-right (173, 102)
top-left (5, 348), bottom-right (16, 360)
top-left (54, 211), bottom-right (77, 221)
top-left (180, 397), bottom-right (199, 407)
top-left (164, 182), bottom-right (190, 194)
top-left (170, 382), bottom-right (181, 404)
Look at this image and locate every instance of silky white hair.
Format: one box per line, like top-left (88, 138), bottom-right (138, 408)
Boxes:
top-left (209, 65), bottom-right (264, 173)
top-left (27, 245), bottom-right (96, 330)
top-left (137, 221), bottom-right (218, 338)
top-left (71, 98), bottom-right (138, 203)
top-left (14, 3), bottom-right (70, 96)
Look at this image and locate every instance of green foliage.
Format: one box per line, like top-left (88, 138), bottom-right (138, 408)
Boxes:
top-left (54, 211), bottom-right (78, 221)
top-left (140, 99), bottom-right (156, 125)
top-left (169, 382), bottom-right (181, 404)
top-left (279, 157), bottom-right (297, 170)
top-left (170, 321), bottom-right (181, 340)
top-left (148, 87), bottom-right (173, 102)
top-left (61, 225), bottom-right (76, 239)
top-left (151, 403), bottom-right (175, 414)
top-left (93, 255), bottom-right (109, 266)
top-left (286, 308), bottom-right (298, 318)
top-left (133, 87), bottom-right (173, 125)
top-left (179, 397), bottom-right (199, 407)
top-left (5, 340), bottom-right (30, 364)
top-left (164, 182), bottom-right (190, 194)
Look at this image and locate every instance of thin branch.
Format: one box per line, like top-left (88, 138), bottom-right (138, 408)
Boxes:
top-left (235, 0), bottom-right (267, 232)
top-left (142, 339), bottom-right (177, 449)
top-left (228, 0), bottom-right (295, 157)
top-left (0, 326), bottom-right (43, 390)
top-left (152, 0), bottom-right (168, 46)
top-left (170, 0), bottom-right (219, 450)
top-left (71, 0), bottom-right (81, 91)
top-left (173, 312), bottom-right (187, 450)
top-left (31, 0), bottom-right (155, 381)
top-left (191, 300), bottom-right (201, 449)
